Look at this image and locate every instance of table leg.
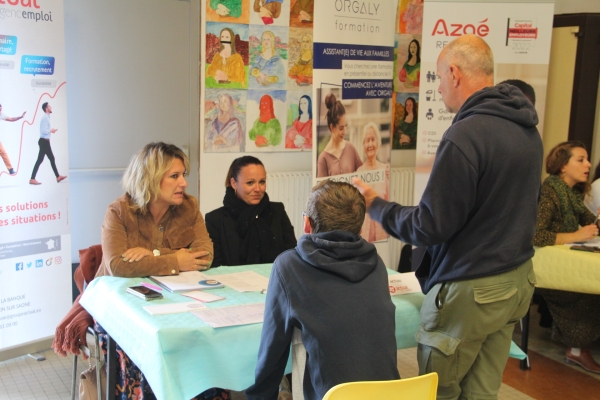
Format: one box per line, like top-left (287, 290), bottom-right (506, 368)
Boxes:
top-left (519, 308), bottom-right (531, 370)
top-left (106, 334), bottom-right (116, 400)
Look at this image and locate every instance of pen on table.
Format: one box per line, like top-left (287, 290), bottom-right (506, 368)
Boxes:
top-left (141, 282), bottom-right (162, 291)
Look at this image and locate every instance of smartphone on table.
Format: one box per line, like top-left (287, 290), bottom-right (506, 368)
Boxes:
top-left (127, 285), bottom-right (163, 301)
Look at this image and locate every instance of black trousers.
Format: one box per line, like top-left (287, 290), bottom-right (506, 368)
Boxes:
top-left (31, 138), bottom-right (59, 179)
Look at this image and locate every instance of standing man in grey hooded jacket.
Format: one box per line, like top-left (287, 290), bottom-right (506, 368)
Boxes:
top-left (355, 35), bottom-right (543, 399)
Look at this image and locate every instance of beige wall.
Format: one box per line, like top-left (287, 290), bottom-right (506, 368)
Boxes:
top-left (554, 0), bottom-right (600, 14)
top-left (553, 0), bottom-right (600, 169)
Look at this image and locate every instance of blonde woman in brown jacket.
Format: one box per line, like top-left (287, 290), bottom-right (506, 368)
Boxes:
top-left (95, 142), bottom-right (225, 400)
top-left (96, 142), bottom-right (213, 278)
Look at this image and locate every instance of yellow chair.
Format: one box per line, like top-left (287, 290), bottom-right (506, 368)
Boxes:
top-left (322, 373), bottom-right (438, 400)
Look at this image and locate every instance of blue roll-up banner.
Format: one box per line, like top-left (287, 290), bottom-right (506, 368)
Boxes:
top-left (0, 0), bottom-right (71, 359)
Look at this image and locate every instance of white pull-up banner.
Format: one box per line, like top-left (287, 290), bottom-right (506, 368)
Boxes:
top-left (413, 0), bottom-right (554, 201)
top-left (0, 0), bottom-right (71, 359)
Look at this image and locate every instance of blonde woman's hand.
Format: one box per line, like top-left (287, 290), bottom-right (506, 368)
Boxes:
top-left (122, 247), bottom-right (153, 263)
top-left (176, 248), bottom-right (213, 272)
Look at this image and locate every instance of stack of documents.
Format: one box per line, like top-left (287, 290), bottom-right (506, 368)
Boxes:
top-left (207, 271), bottom-right (269, 292)
top-left (149, 271), bottom-right (224, 292)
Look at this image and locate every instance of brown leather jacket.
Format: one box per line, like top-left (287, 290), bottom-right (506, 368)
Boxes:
top-left (96, 193), bottom-right (213, 278)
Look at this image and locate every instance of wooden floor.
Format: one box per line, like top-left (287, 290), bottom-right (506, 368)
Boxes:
top-left (503, 352), bottom-right (600, 400)
top-left (504, 303), bottom-right (600, 400)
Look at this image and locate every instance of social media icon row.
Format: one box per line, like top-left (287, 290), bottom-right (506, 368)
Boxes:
top-left (15, 257), bottom-right (62, 271)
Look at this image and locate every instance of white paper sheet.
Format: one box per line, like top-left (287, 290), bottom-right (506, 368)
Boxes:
top-left (143, 301), bottom-right (206, 315)
top-left (567, 237), bottom-right (600, 247)
top-left (207, 271), bottom-right (269, 292)
top-left (388, 272), bottom-right (422, 296)
top-left (191, 303), bottom-right (265, 328)
top-left (181, 290), bottom-right (225, 303)
top-left (149, 271), bottom-right (223, 292)
top-left (149, 271), bottom-right (208, 292)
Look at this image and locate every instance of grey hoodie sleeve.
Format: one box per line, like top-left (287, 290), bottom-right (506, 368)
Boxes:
top-left (369, 138), bottom-right (478, 246)
top-left (245, 264), bottom-right (293, 400)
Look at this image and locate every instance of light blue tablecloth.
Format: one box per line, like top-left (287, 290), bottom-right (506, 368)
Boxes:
top-left (80, 264), bottom-right (424, 400)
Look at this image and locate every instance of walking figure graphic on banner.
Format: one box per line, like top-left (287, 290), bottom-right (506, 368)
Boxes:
top-left (29, 102), bottom-right (67, 185)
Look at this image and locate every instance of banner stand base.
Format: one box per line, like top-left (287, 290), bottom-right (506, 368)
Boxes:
top-left (0, 337), bottom-right (54, 363)
top-left (28, 353), bottom-right (47, 362)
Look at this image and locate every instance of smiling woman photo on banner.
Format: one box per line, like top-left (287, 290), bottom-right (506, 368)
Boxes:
top-left (317, 93), bottom-right (362, 177)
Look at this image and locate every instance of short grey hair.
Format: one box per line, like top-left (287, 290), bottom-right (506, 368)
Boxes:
top-left (441, 34), bottom-right (494, 79)
top-left (305, 180), bottom-right (366, 234)
top-left (122, 142), bottom-right (190, 213)
top-left (361, 122), bottom-right (382, 158)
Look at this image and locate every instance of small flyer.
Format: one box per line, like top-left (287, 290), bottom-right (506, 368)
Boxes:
top-left (388, 272), bottom-right (421, 295)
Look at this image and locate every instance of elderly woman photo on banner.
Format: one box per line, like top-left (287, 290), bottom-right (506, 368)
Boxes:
top-left (249, 26), bottom-right (288, 91)
top-left (356, 122), bottom-right (390, 242)
top-left (205, 22), bottom-right (249, 89)
top-left (204, 89), bottom-right (246, 152)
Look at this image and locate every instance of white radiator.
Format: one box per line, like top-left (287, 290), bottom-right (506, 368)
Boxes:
top-left (267, 171), bottom-right (313, 240)
top-left (267, 168), bottom-right (416, 269)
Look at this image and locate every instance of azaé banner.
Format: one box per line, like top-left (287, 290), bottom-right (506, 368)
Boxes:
top-left (0, 0), bottom-right (71, 358)
top-left (413, 1), bottom-right (554, 201)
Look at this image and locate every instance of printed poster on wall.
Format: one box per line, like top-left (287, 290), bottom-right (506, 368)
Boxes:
top-left (201, 0), bottom-right (315, 153)
top-left (412, 1), bottom-right (554, 201)
top-left (0, 1), bottom-right (72, 356)
top-left (312, 1), bottom-right (396, 243)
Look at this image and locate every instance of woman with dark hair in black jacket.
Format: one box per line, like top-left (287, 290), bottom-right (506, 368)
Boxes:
top-left (206, 155), bottom-right (297, 267)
